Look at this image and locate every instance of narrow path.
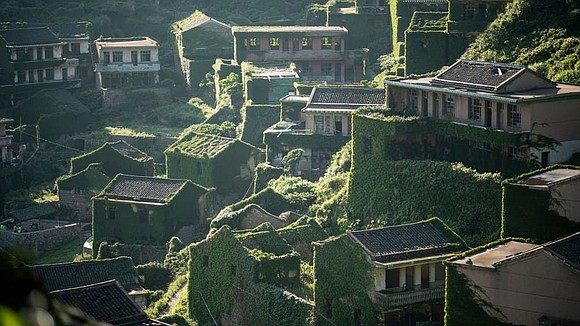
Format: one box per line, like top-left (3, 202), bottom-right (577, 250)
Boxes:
top-left (161, 284), bottom-right (186, 316)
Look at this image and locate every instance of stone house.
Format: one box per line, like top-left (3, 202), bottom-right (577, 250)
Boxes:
top-left (92, 174), bottom-right (208, 252)
top-left (447, 232), bottom-right (580, 325)
top-left (70, 140), bottom-right (154, 178)
top-left (0, 27), bottom-right (81, 100)
top-left (232, 25), bottom-right (368, 83)
top-left (264, 86), bottom-right (385, 180)
top-left (384, 59), bottom-right (580, 175)
top-left (164, 131), bottom-right (262, 195)
top-left (314, 218), bottom-right (466, 326)
top-left (242, 62), bottom-right (299, 104)
top-left (31, 256), bottom-right (148, 309)
top-left (56, 163), bottom-right (110, 221)
top-left (172, 11), bottom-right (233, 89)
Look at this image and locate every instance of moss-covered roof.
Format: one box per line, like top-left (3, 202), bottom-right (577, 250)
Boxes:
top-left (164, 131), bottom-right (238, 158)
top-left (172, 10), bottom-right (230, 32)
top-left (12, 204), bottom-right (57, 221)
top-left (57, 163), bottom-right (110, 191)
top-left (236, 223), bottom-right (294, 257)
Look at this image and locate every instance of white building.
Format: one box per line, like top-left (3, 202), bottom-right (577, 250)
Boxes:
top-left (94, 36), bottom-right (160, 90)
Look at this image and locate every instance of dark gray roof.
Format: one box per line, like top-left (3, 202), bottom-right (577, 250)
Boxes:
top-left (432, 60), bottom-right (524, 89)
top-left (57, 22), bottom-right (90, 38)
top-left (50, 280), bottom-right (166, 326)
top-left (109, 141), bottom-right (151, 161)
top-left (349, 219), bottom-right (464, 263)
top-left (310, 87), bottom-right (385, 106)
top-left (30, 257), bottom-right (143, 293)
top-left (544, 232), bottom-right (580, 271)
top-left (0, 27), bottom-right (61, 46)
top-left (104, 174), bottom-right (188, 201)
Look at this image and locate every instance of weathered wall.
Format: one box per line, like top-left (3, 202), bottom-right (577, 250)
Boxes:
top-left (0, 223), bottom-right (81, 254)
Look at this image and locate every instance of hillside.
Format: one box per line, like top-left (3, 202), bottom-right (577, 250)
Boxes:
top-left (464, 0), bottom-right (580, 83)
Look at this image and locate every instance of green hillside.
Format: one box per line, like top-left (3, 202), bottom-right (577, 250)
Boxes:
top-left (464, 0), bottom-right (580, 83)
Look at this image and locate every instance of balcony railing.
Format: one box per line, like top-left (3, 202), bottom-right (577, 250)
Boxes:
top-left (95, 62), bottom-right (160, 72)
top-left (368, 286), bottom-right (445, 308)
top-left (244, 49), bottom-right (368, 62)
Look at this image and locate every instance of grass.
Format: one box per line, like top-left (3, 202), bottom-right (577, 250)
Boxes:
top-left (32, 238), bottom-right (86, 265)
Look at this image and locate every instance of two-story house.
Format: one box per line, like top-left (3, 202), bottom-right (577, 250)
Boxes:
top-left (57, 22), bottom-right (93, 86)
top-left (384, 59), bottom-right (580, 174)
top-left (0, 27), bottom-right (81, 98)
top-left (232, 26), bottom-right (368, 83)
top-left (264, 86), bottom-right (385, 180)
top-left (314, 218), bottom-right (466, 325)
top-left (94, 36), bottom-right (160, 90)
top-left (0, 117), bottom-right (21, 197)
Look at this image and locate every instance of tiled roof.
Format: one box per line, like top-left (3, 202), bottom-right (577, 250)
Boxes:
top-left (309, 87), bottom-right (385, 106)
top-left (0, 27), bottom-right (61, 46)
top-left (232, 25), bottom-right (348, 35)
top-left (349, 219), bottom-right (464, 263)
top-left (30, 257), bottom-right (143, 293)
top-left (12, 203), bottom-right (57, 221)
top-left (173, 11), bottom-right (230, 32)
top-left (102, 174), bottom-right (188, 202)
top-left (430, 60), bottom-right (555, 92)
top-left (544, 232), bottom-right (580, 271)
top-left (57, 22), bottom-right (90, 38)
top-left (50, 280), bottom-right (166, 326)
top-left (109, 141), bottom-right (152, 161)
top-left (165, 131), bottom-right (238, 158)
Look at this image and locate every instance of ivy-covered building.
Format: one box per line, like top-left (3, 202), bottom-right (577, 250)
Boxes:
top-left (383, 59), bottom-right (580, 175)
top-left (313, 218), bottom-right (466, 326)
top-left (502, 165), bottom-right (580, 242)
top-left (172, 11), bottom-right (233, 89)
top-left (56, 163), bottom-right (110, 221)
top-left (0, 27), bottom-right (81, 101)
top-left (92, 174), bottom-right (208, 252)
top-left (264, 86), bottom-right (384, 180)
top-left (446, 232), bottom-right (580, 325)
top-left (242, 62), bottom-right (299, 104)
top-left (164, 131), bottom-right (262, 194)
top-left (232, 25), bottom-right (368, 83)
top-left (188, 225), bottom-right (311, 325)
top-left (70, 140), bottom-right (154, 178)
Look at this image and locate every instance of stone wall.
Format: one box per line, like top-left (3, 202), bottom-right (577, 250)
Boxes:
top-left (0, 223), bottom-right (82, 255)
top-left (58, 191), bottom-right (94, 222)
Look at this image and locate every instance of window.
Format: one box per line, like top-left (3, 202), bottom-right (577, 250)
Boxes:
top-left (468, 98), bottom-right (481, 121)
top-left (62, 68), bottom-right (67, 80)
top-left (408, 89), bottom-right (418, 111)
top-left (301, 37), bottom-right (312, 49)
top-left (464, 4), bottom-right (476, 18)
top-left (507, 104), bottom-right (521, 127)
top-left (112, 51), bottom-right (123, 62)
top-left (37, 69), bottom-right (43, 82)
top-left (137, 209), bottom-right (149, 224)
top-left (202, 255), bottom-right (209, 267)
top-left (363, 136), bottom-right (374, 154)
top-left (443, 94), bottom-right (454, 115)
top-left (248, 38), bottom-right (259, 50)
top-left (70, 43), bottom-right (81, 54)
top-left (325, 298), bottom-right (333, 318)
top-left (230, 264), bottom-right (237, 276)
top-left (131, 51), bottom-right (138, 64)
top-left (301, 62), bottom-right (311, 75)
top-left (269, 37), bottom-right (280, 50)
top-left (106, 207), bottom-right (116, 220)
top-left (421, 91), bottom-right (428, 116)
top-left (140, 50), bottom-right (151, 62)
top-left (36, 47), bottom-right (43, 60)
top-left (16, 49), bottom-right (27, 61)
top-left (28, 70), bottom-right (34, 83)
top-left (321, 37), bottom-right (332, 49)
top-left (103, 51), bottom-right (110, 64)
top-left (315, 116), bottom-right (331, 134)
top-left (44, 47), bottom-right (53, 59)
top-left (17, 71), bottom-right (25, 84)
top-left (321, 63), bottom-right (332, 76)
top-left (45, 68), bottom-right (54, 81)
top-left (433, 93), bottom-right (440, 117)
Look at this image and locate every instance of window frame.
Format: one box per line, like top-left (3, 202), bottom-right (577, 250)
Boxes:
top-left (469, 98), bottom-right (482, 121)
top-left (507, 104), bottom-right (521, 127)
top-left (112, 51), bottom-right (123, 63)
top-left (269, 37), bottom-right (280, 50)
top-left (140, 50), bottom-right (151, 62)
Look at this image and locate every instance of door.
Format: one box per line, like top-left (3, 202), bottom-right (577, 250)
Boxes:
top-left (485, 101), bottom-right (492, 127)
top-left (541, 151), bottom-right (549, 167)
top-left (496, 103), bottom-right (504, 129)
top-left (62, 68), bottom-right (68, 80)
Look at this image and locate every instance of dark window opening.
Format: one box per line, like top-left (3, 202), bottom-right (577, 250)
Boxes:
top-left (137, 209), bottom-right (149, 224)
top-left (203, 255), bottom-right (209, 267)
top-left (106, 207), bottom-right (116, 220)
top-left (325, 298), bottom-right (333, 318)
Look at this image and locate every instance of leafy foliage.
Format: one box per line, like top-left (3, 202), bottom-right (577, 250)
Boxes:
top-left (135, 262), bottom-right (171, 291)
top-left (465, 0), bottom-right (580, 83)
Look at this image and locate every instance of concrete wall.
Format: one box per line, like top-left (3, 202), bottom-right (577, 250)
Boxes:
top-left (457, 251), bottom-right (580, 325)
top-left (551, 178), bottom-right (580, 223)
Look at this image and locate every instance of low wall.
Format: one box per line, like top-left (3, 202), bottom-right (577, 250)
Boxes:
top-left (101, 87), bottom-right (171, 108)
top-left (0, 223), bottom-right (82, 255)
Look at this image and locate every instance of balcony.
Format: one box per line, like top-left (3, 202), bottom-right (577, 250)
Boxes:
top-left (368, 286), bottom-right (445, 309)
top-left (95, 62), bottom-right (160, 73)
top-left (10, 58), bottom-right (67, 70)
top-left (244, 49), bottom-right (368, 62)
top-left (0, 79), bottom-right (81, 95)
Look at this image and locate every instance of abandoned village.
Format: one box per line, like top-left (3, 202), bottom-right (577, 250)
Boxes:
top-left (0, 0), bottom-right (579, 325)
